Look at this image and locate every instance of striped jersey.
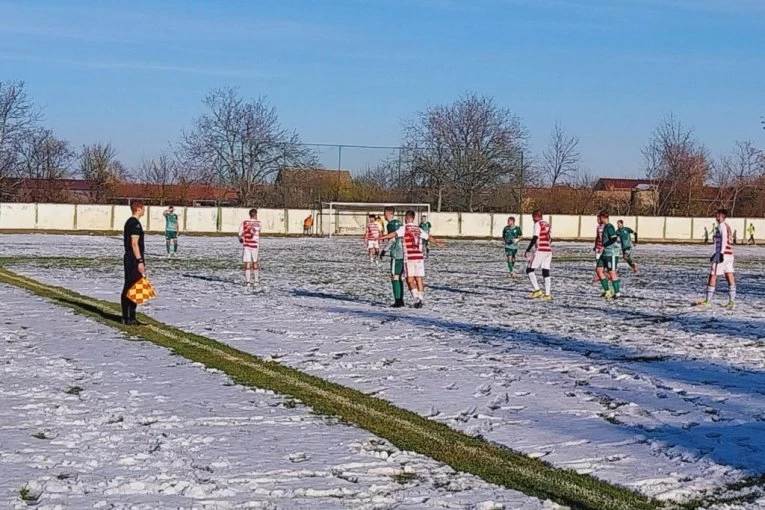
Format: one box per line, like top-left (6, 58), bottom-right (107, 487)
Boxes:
top-left (715, 221), bottom-right (733, 256)
top-left (532, 220), bottom-right (552, 253)
top-left (366, 221), bottom-right (381, 240)
top-left (396, 223), bottom-right (430, 261)
top-left (239, 219), bottom-right (261, 249)
top-left (594, 224), bottom-right (604, 252)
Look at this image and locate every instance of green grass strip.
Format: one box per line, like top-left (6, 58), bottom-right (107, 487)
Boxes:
top-left (0, 266), bottom-right (661, 510)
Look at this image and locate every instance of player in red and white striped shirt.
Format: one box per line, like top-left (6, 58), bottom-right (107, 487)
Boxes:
top-left (697, 208), bottom-right (736, 308)
top-left (524, 209), bottom-right (552, 301)
top-left (364, 214), bottom-right (382, 263)
top-left (380, 210), bottom-right (444, 308)
top-left (238, 208), bottom-right (262, 286)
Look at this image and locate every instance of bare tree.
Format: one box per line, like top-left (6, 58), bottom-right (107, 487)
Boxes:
top-left (177, 87), bottom-right (317, 206)
top-left (79, 142), bottom-right (127, 202)
top-left (136, 153), bottom-right (183, 205)
top-left (0, 81), bottom-right (41, 199)
top-left (642, 114), bottom-right (710, 216)
top-left (403, 93), bottom-right (528, 212)
top-left (712, 141), bottom-right (764, 216)
top-left (17, 129), bottom-right (76, 202)
top-left (542, 121), bottom-right (580, 187)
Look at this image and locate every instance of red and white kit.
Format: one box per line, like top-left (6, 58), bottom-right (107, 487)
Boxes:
top-left (366, 221), bottom-right (381, 250)
top-left (396, 223), bottom-right (429, 277)
top-left (594, 223), bottom-right (604, 259)
top-left (528, 220), bottom-right (552, 270)
top-left (710, 221), bottom-right (734, 275)
top-left (239, 219), bottom-right (261, 263)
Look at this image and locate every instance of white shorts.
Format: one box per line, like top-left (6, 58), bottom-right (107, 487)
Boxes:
top-left (405, 260), bottom-right (425, 278)
top-left (528, 251), bottom-right (552, 270)
top-left (710, 256), bottom-right (734, 276)
top-left (367, 240), bottom-right (380, 250)
top-left (242, 247), bottom-right (259, 264)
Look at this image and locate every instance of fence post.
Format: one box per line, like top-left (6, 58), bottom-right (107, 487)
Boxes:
top-left (690, 217), bottom-right (695, 243)
top-left (34, 203), bottom-right (39, 229)
top-left (577, 215), bottom-right (583, 240)
top-left (73, 204), bottom-right (78, 230)
top-left (110, 205), bottom-right (115, 231)
top-left (663, 216), bottom-right (668, 242)
top-left (283, 208), bottom-right (289, 234)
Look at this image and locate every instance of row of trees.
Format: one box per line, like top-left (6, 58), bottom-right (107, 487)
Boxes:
top-left (2, 79), bottom-right (763, 215)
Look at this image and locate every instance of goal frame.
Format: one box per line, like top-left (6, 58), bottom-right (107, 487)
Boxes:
top-left (322, 202), bottom-right (431, 238)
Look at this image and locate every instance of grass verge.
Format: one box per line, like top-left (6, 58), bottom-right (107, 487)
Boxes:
top-left (0, 266), bottom-right (660, 510)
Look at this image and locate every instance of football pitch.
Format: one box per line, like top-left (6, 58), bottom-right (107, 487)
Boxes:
top-left (2, 234), bottom-right (765, 509)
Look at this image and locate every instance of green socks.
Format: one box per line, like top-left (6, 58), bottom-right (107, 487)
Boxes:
top-left (507, 261), bottom-right (515, 272)
top-left (392, 280), bottom-right (403, 300)
top-left (600, 279), bottom-right (609, 291)
top-left (613, 280), bottom-right (620, 294)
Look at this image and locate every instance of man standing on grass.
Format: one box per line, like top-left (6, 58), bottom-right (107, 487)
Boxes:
top-left (122, 200), bottom-right (146, 326)
top-left (501, 216), bottom-right (522, 278)
top-left (616, 220), bottom-right (639, 274)
top-left (697, 209), bottom-right (736, 309)
top-left (419, 214), bottom-right (432, 259)
top-left (524, 209), bottom-right (552, 301)
top-left (238, 208), bottom-right (261, 286)
top-left (380, 210), bottom-right (445, 309)
top-left (597, 211), bottom-right (622, 299)
top-left (163, 206), bottom-right (180, 256)
top-left (380, 207), bottom-right (405, 307)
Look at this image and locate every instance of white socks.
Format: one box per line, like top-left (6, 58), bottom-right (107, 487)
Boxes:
top-left (253, 270), bottom-right (260, 283)
top-left (245, 269), bottom-right (252, 283)
top-left (729, 286), bottom-right (736, 302)
top-left (528, 272), bottom-right (539, 291)
top-left (706, 286), bottom-right (715, 301)
top-left (544, 277), bottom-right (551, 296)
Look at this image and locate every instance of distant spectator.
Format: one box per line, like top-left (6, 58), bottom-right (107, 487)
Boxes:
top-left (703, 226), bottom-right (709, 244)
top-left (303, 214), bottom-right (314, 236)
top-left (733, 230), bottom-right (738, 245)
top-left (748, 223), bottom-right (756, 245)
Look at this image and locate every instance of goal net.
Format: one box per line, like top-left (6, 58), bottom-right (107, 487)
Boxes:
top-left (321, 202), bottom-right (431, 237)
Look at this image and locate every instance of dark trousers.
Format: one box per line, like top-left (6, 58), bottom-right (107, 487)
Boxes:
top-left (121, 253), bottom-right (141, 321)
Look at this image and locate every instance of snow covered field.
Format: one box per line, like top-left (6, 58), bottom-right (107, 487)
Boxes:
top-left (2, 233), bottom-right (765, 508)
top-left (0, 281), bottom-right (549, 510)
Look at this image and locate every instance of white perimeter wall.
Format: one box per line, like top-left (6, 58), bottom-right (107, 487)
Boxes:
top-left (1, 203), bottom-right (763, 243)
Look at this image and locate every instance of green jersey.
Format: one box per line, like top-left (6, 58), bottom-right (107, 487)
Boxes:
top-left (502, 225), bottom-right (522, 248)
top-left (419, 221), bottom-right (431, 234)
top-left (601, 223), bottom-right (619, 256)
top-left (165, 213), bottom-right (179, 232)
top-left (617, 226), bottom-right (634, 250)
top-left (386, 219), bottom-right (404, 259)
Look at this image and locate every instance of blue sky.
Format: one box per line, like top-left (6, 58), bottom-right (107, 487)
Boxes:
top-left (1, 0), bottom-right (763, 177)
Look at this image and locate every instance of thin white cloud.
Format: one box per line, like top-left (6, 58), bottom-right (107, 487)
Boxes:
top-left (0, 53), bottom-right (276, 78)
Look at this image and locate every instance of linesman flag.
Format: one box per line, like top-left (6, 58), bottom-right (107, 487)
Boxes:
top-left (127, 277), bottom-right (157, 305)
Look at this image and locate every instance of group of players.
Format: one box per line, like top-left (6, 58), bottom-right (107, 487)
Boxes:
top-left (359, 206), bottom-right (737, 309)
top-left (168, 204), bottom-right (737, 310)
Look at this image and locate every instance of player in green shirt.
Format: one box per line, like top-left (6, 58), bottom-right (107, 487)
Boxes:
top-left (616, 220), bottom-right (638, 273)
top-left (419, 214), bottom-right (432, 258)
top-left (598, 211), bottom-right (621, 299)
top-left (380, 206), bottom-right (405, 308)
top-left (163, 206), bottom-right (180, 256)
top-left (501, 216), bottom-right (522, 277)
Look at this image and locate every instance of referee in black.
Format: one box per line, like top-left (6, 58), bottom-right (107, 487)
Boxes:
top-left (122, 200), bottom-right (146, 325)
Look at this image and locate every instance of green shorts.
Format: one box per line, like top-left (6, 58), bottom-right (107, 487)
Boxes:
top-left (390, 258), bottom-right (404, 277)
top-left (599, 253), bottom-right (619, 271)
top-left (165, 231), bottom-right (178, 240)
top-left (505, 247), bottom-right (518, 257)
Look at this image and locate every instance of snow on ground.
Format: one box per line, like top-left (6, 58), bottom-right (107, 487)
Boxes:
top-left (0, 282), bottom-right (552, 510)
top-left (2, 233), bottom-right (765, 505)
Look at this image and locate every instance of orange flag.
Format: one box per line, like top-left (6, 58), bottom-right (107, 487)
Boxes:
top-left (127, 276), bottom-right (157, 305)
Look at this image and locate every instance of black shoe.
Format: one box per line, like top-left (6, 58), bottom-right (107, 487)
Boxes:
top-left (123, 319), bottom-right (142, 326)
top-left (413, 300), bottom-right (423, 309)
top-left (391, 300), bottom-right (405, 308)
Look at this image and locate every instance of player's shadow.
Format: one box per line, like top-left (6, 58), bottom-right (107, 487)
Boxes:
top-left (291, 289), bottom-right (379, 306)
top-left (321, 306), bottom-right (765, 398)
top-left (59, 298), bottom-right (123, 324)
top-left (427, 284), bottom-right (484, 295)
top-left (569, 303), bottom-right (765, 341)
top-left (320, 305), bottom-right (765, 474)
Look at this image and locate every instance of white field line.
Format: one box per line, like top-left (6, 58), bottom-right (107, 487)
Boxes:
top-left (0, 269), bottom-right (653, 510)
